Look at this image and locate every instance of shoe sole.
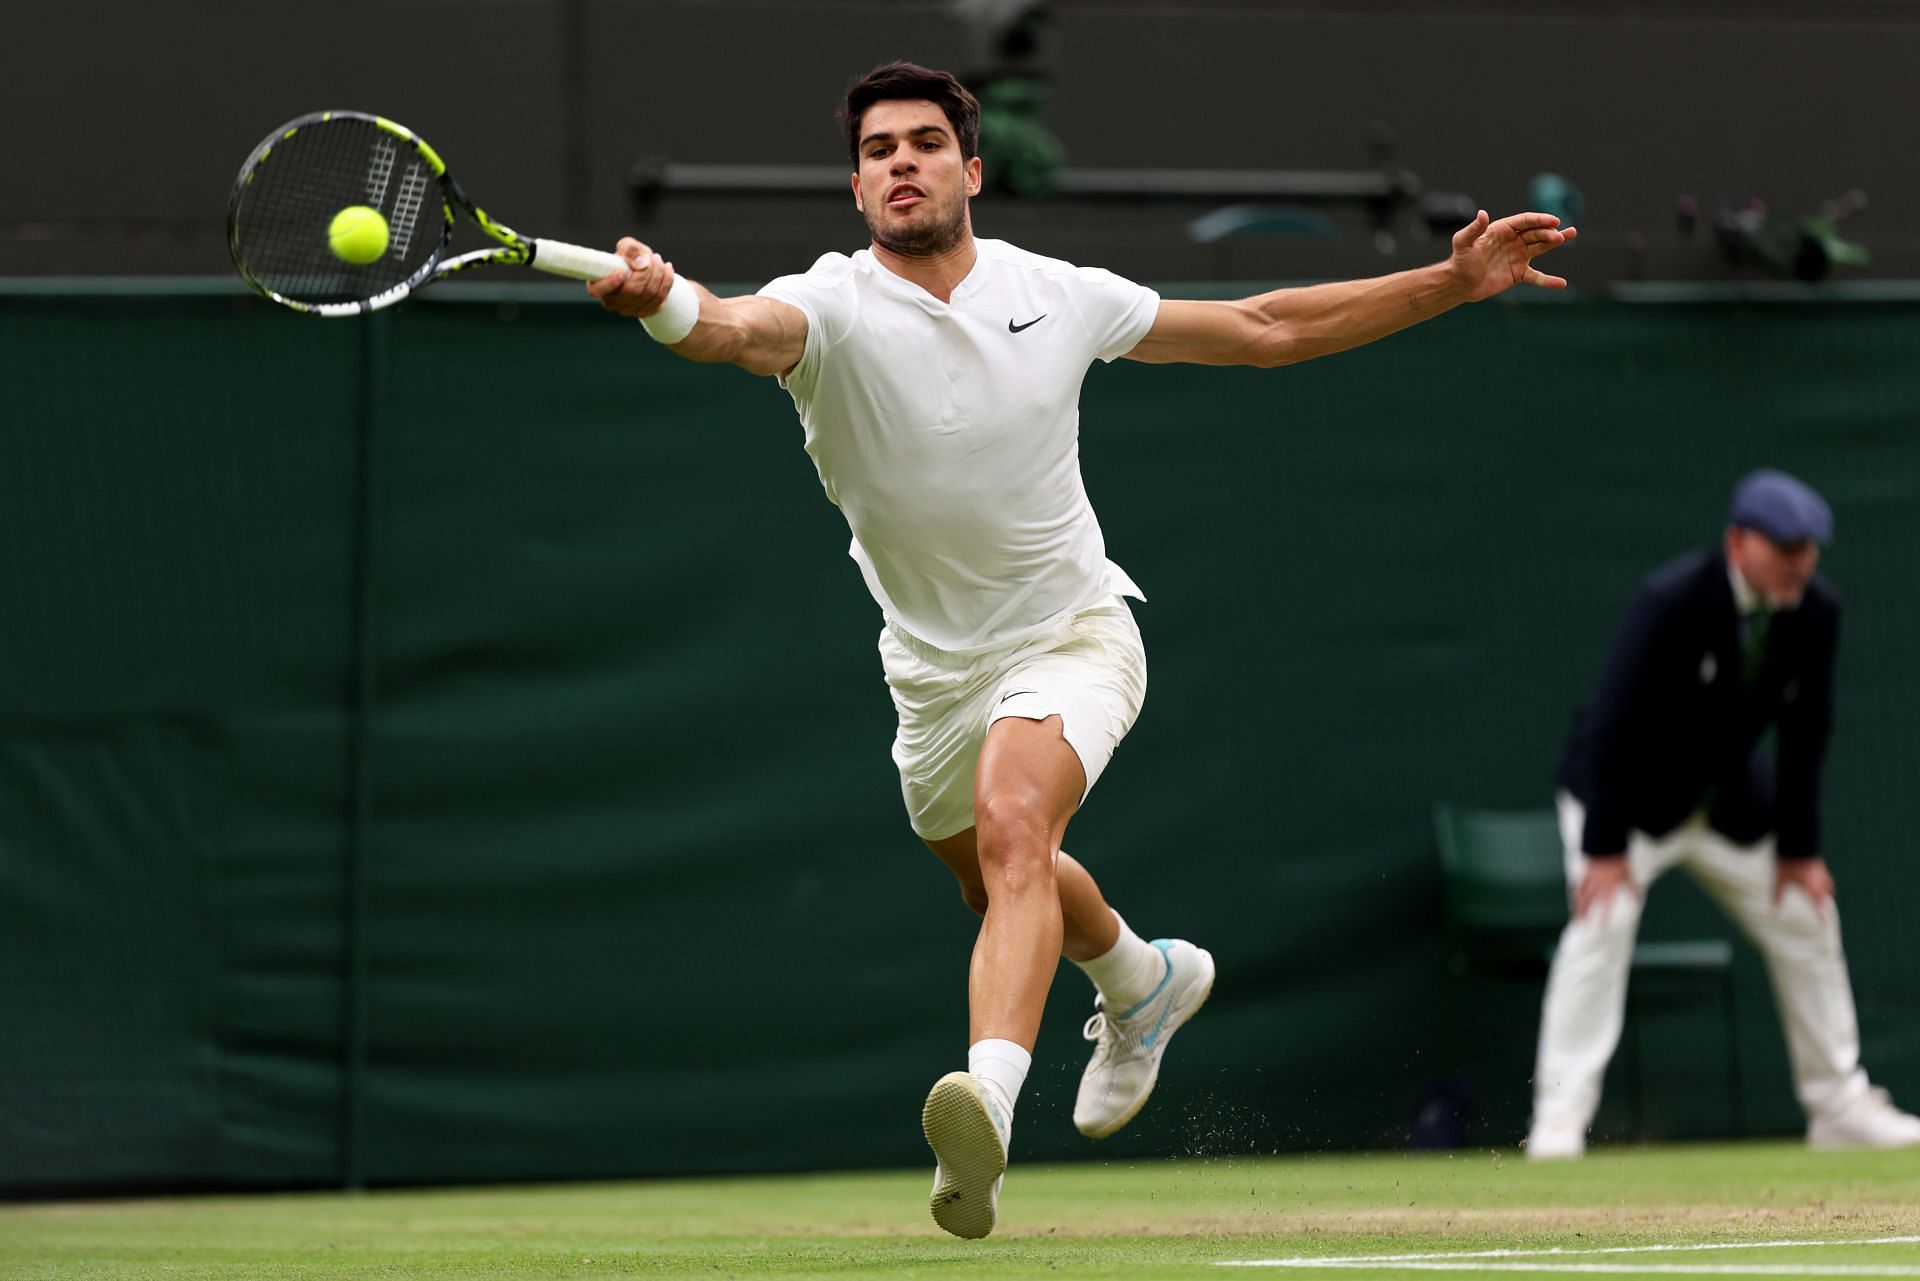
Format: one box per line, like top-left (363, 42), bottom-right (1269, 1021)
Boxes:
top-left (1808, 1131), bottom-right (1920, 1150)
top-left (1523, 1144), bottom-right (1585, 1161)
top-left (923, 1072), bottom-right (1006, 1240)
top-left (1077, 946), bottom-right (1217, 1139)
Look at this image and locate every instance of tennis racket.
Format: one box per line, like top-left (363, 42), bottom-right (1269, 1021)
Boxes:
top-left (228, 110), bottom-right (627, 316)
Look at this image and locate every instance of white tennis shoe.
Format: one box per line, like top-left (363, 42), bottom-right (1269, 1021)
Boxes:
top-left (1808, 1086), bottom-right (1920, 1150)
top-left (1073, 938), bottom-right (1216, 1139)
top-left (1523, 1116), bottom-right (1588, 1160)
top-left (923, 1071), bottom-right (1011, 1239)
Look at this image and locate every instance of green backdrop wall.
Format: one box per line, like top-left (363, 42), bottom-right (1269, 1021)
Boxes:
top-left (3, 284), bottom-right (1918, 1194)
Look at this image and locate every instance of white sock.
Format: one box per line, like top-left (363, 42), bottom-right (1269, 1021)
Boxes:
top-left (967, 1038), bottom-right (1030, 1132)
top-left (1072, 911), bottom-right (1167, 1012)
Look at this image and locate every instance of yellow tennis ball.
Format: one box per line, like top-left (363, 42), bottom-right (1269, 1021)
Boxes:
top-left (328, 205), bottom-right (390, 265)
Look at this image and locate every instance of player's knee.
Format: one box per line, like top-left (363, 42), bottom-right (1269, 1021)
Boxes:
top-left (973, 789), bottom-right (1055, 886)
top-left (975, 790), bottom-right (1049, 846)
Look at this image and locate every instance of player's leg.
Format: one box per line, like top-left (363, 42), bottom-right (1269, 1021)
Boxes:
top-left (1528, 793), bottom-right (1679, 1158)
top-left (923, 815), bottom-right (1209, 1137)
top-left (967, 712), bottom-right (1087, 1046)
top-left (918, 602), bottom-right (1203, 1235)
top-left (924, 832), bottom-right (1120, 957)
top-left (922, 711), bottom-right (1083, 1240)
top-left (983, 605), bottom-right (1212, 1141)
top-left (1684, 833), bottom-right (1920, 1147)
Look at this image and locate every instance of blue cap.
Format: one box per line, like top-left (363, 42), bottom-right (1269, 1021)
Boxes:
top-left (1729, 469), bottom-right (1833, 545)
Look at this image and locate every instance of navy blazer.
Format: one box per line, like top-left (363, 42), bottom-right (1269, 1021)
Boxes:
top-left (1558, 549), bottom-right (1838, 858)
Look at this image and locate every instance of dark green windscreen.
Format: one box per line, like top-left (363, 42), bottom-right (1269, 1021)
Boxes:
top-left (3, 286), bottom-right (1917, 1192)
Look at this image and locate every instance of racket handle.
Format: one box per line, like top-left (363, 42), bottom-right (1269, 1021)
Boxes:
top-left (529, 238), bottom-right (631, 281)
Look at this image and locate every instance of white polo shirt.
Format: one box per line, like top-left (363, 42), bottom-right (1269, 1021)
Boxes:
top-left (758, 237), bottom-right (1160, 655)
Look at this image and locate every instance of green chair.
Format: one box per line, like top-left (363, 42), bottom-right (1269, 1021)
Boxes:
top-left (1431, 802), bottom-right (1744, 1138)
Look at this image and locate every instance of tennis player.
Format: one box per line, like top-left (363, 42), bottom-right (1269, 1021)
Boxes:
top-left (590, 61), bottom-right (1575, 1238)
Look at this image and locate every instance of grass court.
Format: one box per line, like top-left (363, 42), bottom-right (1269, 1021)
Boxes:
top-left (6, 1141), bottom-right (1919, 1279)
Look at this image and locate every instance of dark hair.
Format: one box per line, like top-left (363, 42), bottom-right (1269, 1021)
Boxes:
top-left (840, 61), bottom-right (981, 164)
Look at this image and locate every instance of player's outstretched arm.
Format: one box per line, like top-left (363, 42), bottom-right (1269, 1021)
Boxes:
top-left (587, 238), bottom-right (807, 378)
top-left (1126, 211), bottom-right (1576, 368)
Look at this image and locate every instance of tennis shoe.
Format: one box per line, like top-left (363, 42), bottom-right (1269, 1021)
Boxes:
top-left (923, 1071), bottom-right (1011, 1239)
top-left (1073, 938), bottom-right (1215, 1139)
top-left (1808, 1086), bottom-right (1920, 1150)
top-left (1523, 1116), bottom-right (1587, 1160)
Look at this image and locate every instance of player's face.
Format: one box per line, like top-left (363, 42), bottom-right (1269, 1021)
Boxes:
top-left (1728, 527), bottom-right (1820, 609)
top-left (850, 99), bottom-right (982, 258)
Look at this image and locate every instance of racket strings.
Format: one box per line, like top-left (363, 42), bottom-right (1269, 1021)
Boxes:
top-left (231, 117), bottom-right (445, 307)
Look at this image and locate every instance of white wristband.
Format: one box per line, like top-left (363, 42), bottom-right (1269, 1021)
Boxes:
top-left (640, 274), bottom-right (700, 344)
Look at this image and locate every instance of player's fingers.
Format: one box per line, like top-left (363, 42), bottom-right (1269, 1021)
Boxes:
top-left (618, 257), bottom-right (669, 300)
top-left (628, 260), bottom-right (673, 305)
top-left (1525, 267), bottom-right (1568, 289)
top-left (597, 262), bottom-right (663, 310)
top-left (616, 237), bottom-right (656, 271)
top-left (585, 268), bottom-right (628, 299)
top-left (1451, 210), bottom-right (1489, 252)
top-left (1504, 211), bottom-right (1564, 232)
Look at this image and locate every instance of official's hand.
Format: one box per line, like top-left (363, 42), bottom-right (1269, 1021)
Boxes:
top-left (1449, 211), bottom-right (1578, 301)
top-left (587, 237), bottom-right (678, 318)
top-left (1573, 853), bottom-right (1638, 924)
top-left (1774, 855), bottom-right (1836, 914)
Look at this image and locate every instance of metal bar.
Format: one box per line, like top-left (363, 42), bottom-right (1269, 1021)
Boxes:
top-left (1056, 167), bottom-right (1414, 200)
top-left (628, 162), bottom-right (1419, 204)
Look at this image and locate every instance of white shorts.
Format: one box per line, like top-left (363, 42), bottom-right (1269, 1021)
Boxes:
top-left (878, 600), bottom-right (1148, 842)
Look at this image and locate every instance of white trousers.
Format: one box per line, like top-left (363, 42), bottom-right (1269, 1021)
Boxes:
top-left (1531, 793), bottom-right (1870, 1133)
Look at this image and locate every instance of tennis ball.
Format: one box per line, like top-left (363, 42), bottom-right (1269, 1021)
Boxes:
top-left (328, 205), bottom-right (390, 265)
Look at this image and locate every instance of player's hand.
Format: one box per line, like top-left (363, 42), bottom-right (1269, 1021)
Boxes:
top-left (1774, 854), bottom-right (1837, 915)
top-left (1449, 211), bottom-right (1578, 301)
top-left (588, 237), bottom-right (677, 317)
top-left (1573, 853), bottom-right (1638, 924)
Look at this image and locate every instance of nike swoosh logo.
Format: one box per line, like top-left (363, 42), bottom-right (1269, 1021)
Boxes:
top-left (1141, 976), bottom-right (1179, 1048)
top-left (1127, 943), bottom-right (1178, 1046)
top-left (998, 688), bottom-right (1036, 704)
top-left (1008, 314), bottom-right (1047, 333)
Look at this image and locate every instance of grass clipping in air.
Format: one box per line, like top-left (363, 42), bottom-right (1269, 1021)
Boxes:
top-left (4, 1142), bottom-right (1919, 1279)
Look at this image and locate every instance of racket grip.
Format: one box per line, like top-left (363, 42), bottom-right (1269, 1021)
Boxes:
top-left (529, 238), bottom-right (631, 281)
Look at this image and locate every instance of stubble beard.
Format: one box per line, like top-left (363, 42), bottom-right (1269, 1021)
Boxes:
top-left (865, 195), bottom-right (969, 258)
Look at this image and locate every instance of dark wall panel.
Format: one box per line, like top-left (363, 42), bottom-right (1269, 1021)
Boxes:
top-left (7, 1), bottom-right (1920, 280)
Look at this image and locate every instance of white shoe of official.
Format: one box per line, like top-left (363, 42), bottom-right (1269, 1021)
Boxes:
top-left (1073, 938), bottom-right (1216, 1139)
top-left (924, 1071), bottom-right (1011, 1239)
top-left (1808, 1087), bottom-right (1920, 1150)
top-left (1523, 1117), bottom-right (1588, 1161)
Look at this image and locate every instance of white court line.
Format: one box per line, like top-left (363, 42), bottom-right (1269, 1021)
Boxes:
top-left (1218, 1235), bottom-right (1920, 1272)
top-left (1248, 1264), bottom-right (1920, 1276)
